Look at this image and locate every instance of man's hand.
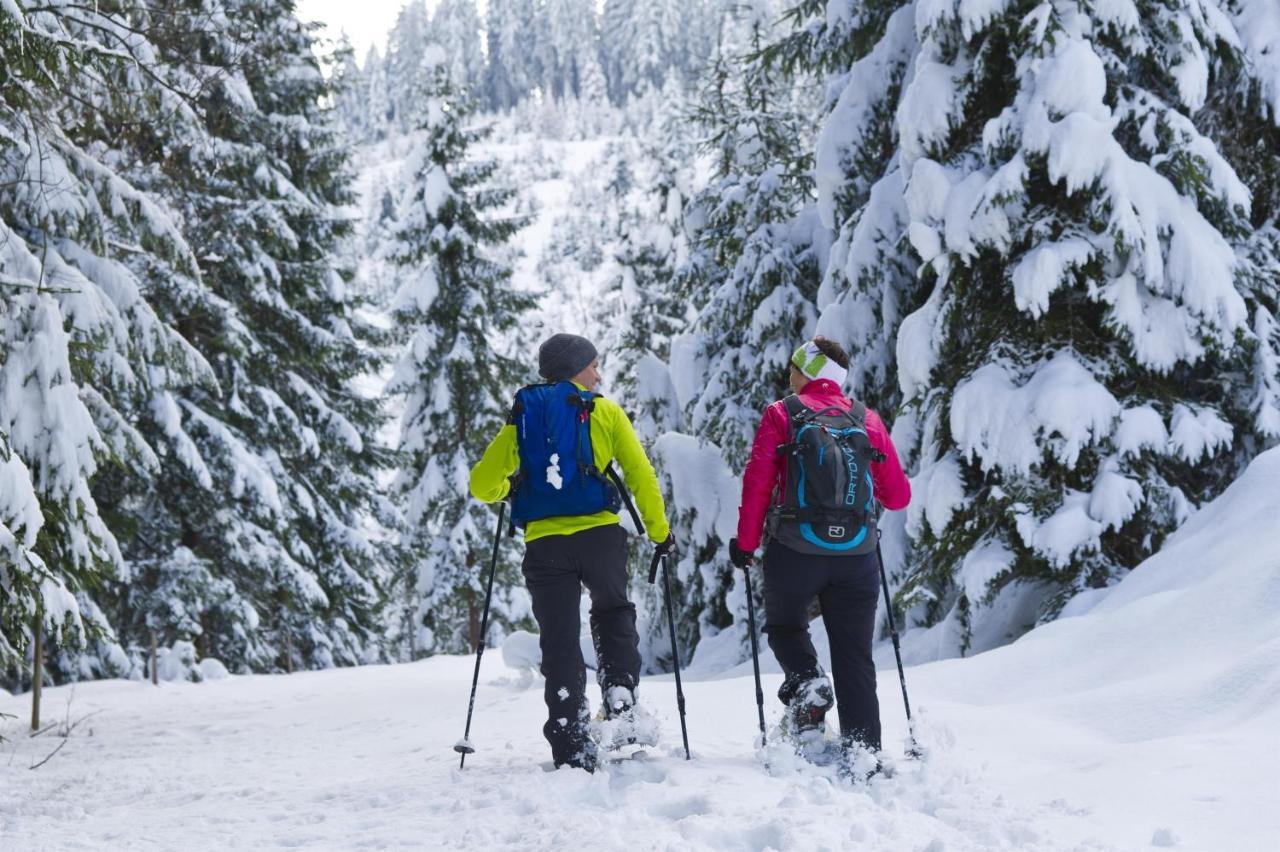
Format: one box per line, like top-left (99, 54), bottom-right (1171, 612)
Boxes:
top-left (729, 538), bottom-right (755, 570)
top-left (654, 533), bottom-right (675, 561)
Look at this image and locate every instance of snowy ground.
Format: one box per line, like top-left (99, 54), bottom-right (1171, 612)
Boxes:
top-left (2, 449), bottom-right (1278, 850)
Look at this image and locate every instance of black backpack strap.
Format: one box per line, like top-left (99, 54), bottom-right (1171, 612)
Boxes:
top-left (606, 463), bottom-right (645, 535)
top-left (782, 394), bottom-right (809, 423)
top-left (847, 399), bottom-right (888, 462)
top-left (776, 395), bottom-right (810, 456)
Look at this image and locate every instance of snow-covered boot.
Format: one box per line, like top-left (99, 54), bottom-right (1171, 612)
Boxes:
top-left (784, 676), bottom-right (835, 735)
top-left (777, 675), bottom-right (838, 762)
top-left (592, 684), bottom-right (661, 751)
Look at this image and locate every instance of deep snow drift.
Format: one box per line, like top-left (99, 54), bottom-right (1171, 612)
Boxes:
top-left (2, 449), bottom-right (1277, 850)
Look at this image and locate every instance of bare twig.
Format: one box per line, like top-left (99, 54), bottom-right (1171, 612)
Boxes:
top-left (61, 710), bottom-right (102, 738)
top-left (26, 710), bottom-right (102, 770)
top-left (29, 737), bottom-right (67, 770)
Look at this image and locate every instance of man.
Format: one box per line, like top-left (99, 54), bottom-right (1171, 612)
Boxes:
top-left (730, 337), bottom-right (910, 764)
top-left (469, 332), bottom-right (673, 772)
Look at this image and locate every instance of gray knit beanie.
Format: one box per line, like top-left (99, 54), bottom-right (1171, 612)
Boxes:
top-left (538, 333), bottom-right (598, 382)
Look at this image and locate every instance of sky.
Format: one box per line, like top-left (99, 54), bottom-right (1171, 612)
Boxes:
top-left (296, 0), bottom-right (460, 60)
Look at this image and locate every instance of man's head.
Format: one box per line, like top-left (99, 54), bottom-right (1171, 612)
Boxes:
top-left (538, 333), bottom-right (601, 391)
top-left (789, 336), bottom-right (850, 393)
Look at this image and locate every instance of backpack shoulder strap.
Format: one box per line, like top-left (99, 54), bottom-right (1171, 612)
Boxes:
top-left (775, 395), bottom-right (812, 456)
top-left (782, 394), bottom-right (810, 423)
top-left (848, 399), bottom-right (866, 426)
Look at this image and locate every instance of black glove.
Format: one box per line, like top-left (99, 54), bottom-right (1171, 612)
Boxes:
top-left (653, 533), bottom-right (675, 560)
top-left (729, 537), bottom-right (755, 570)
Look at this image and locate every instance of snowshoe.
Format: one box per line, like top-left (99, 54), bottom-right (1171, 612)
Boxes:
top-left (601, 745), bottom-right (650, 765)
top-left (590, 685), bottom-right (661, 751)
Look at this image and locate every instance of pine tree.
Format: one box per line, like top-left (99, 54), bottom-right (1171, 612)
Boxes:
top-left (433, 0), bottom-right (486, 101)
top-left (763, 0), bottom-right (920, 416)
top-left (330, 34), bottom-right (371, 144)
top-left (386, 58), bottom-right (537, 657)
top-left (0, 0), bottom-right (213, 684)
top-left (363, 46), bottom-right (392, 140)
top-left (639, 13), bottom-right (822, 665)
top-left (863, 0), bottom-right (1280, 653)
top-left (100, 0), bottom-right (398, 673)
top-left (607, 85), bottom-right (695, 439)
top-left (680, 19), bottom-right (819, 465)
top-left (601, 0), bottom-right (637, 103)
top-left (0, 425), bottom-right (43, 666)
top-left (385, 0), bottom-right (434, 131)
top-left (485, 0), bottom-right (539, 110)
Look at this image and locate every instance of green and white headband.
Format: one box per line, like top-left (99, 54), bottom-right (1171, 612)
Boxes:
top-left (791, 341), bottom-right (848, 386)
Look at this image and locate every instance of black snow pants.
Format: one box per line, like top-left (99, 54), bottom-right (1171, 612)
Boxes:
top-left (762, 540), bottom-right (882, 751)
top-left (522, 523), bottom-right (639, 766)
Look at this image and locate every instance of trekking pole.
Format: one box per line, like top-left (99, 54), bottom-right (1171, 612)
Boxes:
top-left (649, 550), bottom-right (691, 760)
top-left (875, 528), bottom-right (920, 758)
top-left (741, 565), bottom-right (767, 747)
top-left (454, 501), bottom-right (506, 769)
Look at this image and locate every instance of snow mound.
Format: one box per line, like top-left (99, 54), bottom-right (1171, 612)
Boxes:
top-left (500, 630), bottom-right (542, 673)
top-left (923, 446), bottom-right (1280, 740)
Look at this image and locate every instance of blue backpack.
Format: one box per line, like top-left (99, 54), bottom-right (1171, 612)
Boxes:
top-left (508, 381), bottom-right (621, 528)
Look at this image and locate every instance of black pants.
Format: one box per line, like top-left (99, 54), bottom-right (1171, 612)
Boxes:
top-left (762, 541), bottom-right (881, 751)
top-left (522, 523), bottom-right (639, 765)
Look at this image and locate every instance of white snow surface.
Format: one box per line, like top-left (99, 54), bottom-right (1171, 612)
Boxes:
top-left (2, 449), bottom-right (1278, 849)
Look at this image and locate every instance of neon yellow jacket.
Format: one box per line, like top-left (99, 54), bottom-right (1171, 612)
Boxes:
top-left (469, 387), bottom-right (671, 543)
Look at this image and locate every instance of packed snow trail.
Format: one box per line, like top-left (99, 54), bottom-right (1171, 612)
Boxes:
top-left (2, 457), bottom-right (1277, 851)
top-left (0, 659), bottom-right (1082, 851)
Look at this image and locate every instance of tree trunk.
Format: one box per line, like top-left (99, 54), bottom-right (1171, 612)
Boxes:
top-left (31, 612), bottom-right (43, 731)
top-left (283, 629), bottom-right (294, 674)
top-left (150, 631), bottom-right (159, 686)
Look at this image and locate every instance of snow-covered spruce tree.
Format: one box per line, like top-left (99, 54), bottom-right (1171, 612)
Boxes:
top-left (601, 0), bottom-right (679, 103)
top-left (385, 0), bottom-right (435, 132)
top-left (362, 46), bottom-right (392, 140)
top-left (882, 0), bottom-right (1280, 653)
top-left (485, 0), bottom-right (539, 110)
top-left (601, 0), bottom-right (722, 105)
top-left (0, 426), bottom-right (44, 666)
top-left (601, 0), bottom-right (636, 103)
top-left (763, 0), bottom-right (922, 419)
top-left (645, 15), bottom-right (823, 665)
top-left (330, 35), bottom-right (373, 145)
top-left (101, 0), bottom-right (397, 673)
top-left (1, 1), bottom-right (216, 684)
top-left (678, 21), bottom-right (820, 467)
top-left (605, 86), bottom-right (696, 439)
top-left (1204, 2), bottom-right (1280, 443)
top-left (386, 56), bottom-right (538, 658)
top-left (433, 0), bottom-right (486, 101)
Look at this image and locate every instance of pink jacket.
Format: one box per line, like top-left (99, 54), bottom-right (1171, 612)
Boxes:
top-left (736, 379), bottom-right (911, 552)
